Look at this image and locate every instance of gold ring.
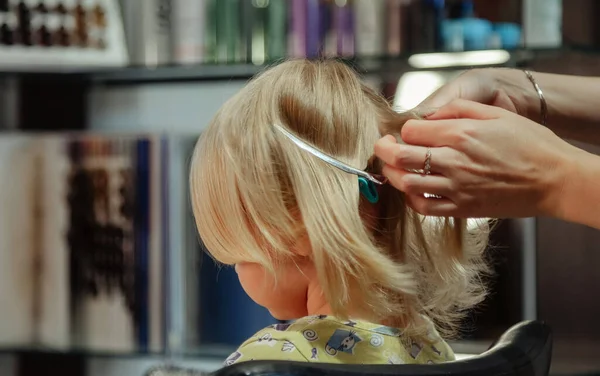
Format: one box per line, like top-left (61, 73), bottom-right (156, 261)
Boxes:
top-left (423, 148), bottom-right (432, 175)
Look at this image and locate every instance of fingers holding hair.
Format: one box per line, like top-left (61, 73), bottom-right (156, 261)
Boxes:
top-left (405, 194), bottom-right (460, 217)
top-left (374, 136), bottom-right (456, 174)
top-left (382, 166), bottom-right (461, 217)
top-left (381, 166), bottom-right (455, 199)
top-left (398, 118), bottom-right (472, 148)
top-left (398, 100), bottom-right (501, 147)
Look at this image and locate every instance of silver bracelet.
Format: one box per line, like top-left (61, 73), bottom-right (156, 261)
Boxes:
top-left (523, 70), bottom-right (548, 127)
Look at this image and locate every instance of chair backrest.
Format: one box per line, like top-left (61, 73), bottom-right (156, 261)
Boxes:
top-left (146, 320), bottom-right (552, 376)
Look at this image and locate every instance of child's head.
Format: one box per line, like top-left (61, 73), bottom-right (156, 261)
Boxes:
top-left (190, 59), bottom-right (489, 338)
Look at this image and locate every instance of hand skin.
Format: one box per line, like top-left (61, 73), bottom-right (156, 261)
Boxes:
top-left (415, 68), bottom-right (600, 146)
top-left (375, 99), bottom-right (600, 230)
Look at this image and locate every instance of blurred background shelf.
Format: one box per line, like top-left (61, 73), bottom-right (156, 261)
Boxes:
top-left (81, 48), bottom-right (557, 85)
top-left (86, 46), bottom-right (598, 85)
top-left (0, 47), bottom-right (584, 85)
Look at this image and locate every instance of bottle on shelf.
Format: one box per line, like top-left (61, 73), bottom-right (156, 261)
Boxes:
top-left (46, 12), bottom-right (65, 46)
top-left (353, 0), bottom-right (385, 58)
top-left (54, 0), bottom-right (68, 16)
top-left (88, 0), bottom-right (105, 49)
top-left (90, 0), bottom-right (105, 29)
top-left (31, 12), bottom-right (51, 46)
top-left (0, 14), bottom-right (8, 45)
top-left (171, 0), bottom-right (205, 65)
top-left (72, 0), bottom-right (87, 47)
top-left (522, 0), bottom-right (561, 48)
top-left (16, 0), bottom-right (29, 30)
top-left (61, 0), bottom-right (76, 44)
top-left (29, 11), bottom-right (40, 44)
top-left (16, 0), bottom-right (34, 46)
top-left (54, 11), bottom-right (71, 46)
top-left (33, 0), bottom-right (47, 16)
top-left (0, 12), bottom-right (16, 45)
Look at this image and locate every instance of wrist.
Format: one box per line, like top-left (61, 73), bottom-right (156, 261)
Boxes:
top-left (495, 68), bottom-right (544, 124)
top-left (552, 147), bottom-right (600, 229)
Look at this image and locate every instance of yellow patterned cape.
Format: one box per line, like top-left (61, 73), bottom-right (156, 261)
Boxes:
top-left (224, 315), bottom-right (454, 366)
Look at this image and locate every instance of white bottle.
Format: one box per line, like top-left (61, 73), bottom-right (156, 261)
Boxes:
top-left (522, 0), bottom-right (562, 47)
top-left (353, 0), bottom-right (385, 57)
top-left (61, 0), bottom-right (76, 37)
top-left (171, 0), bottom-right (205, 64)
top-left (121, 0), bottom-right (172, 66)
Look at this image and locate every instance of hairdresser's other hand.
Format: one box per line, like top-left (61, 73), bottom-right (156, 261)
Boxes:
top-left (413, 68), bottom-right (539, 123)
top-left (374, 99), bottom-right (586, 221)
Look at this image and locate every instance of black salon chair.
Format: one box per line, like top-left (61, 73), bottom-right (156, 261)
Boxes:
top-left (146, 320), bottom-right (552, 376)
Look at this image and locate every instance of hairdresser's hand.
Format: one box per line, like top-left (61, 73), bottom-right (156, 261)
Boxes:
top-left (414, 68), bottom-right (540, 124)
top-left (374, 99), bottom-right (585, 221)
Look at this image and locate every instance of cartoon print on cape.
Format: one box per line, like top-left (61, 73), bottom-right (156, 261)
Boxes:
top-left (257, 332), bottom-right (277, 347)
top-left (311, 347), bottom-right (318, 360)
top-left (369, 334), bottom-right (384, 347)
top-left (281, 340), bottom-right (296, 352)
top-left (271, 323), bottom-right (292, 331)
top-left (303, 328), bottom-right (319, 341)
top-left (325, 329), bottom-right (362, 355)
top-left (409, 340), bottom-right (423, 359)
top-left (224, 351), bottom-right (242, 366)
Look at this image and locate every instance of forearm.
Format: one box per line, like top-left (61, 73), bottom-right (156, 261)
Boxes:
top-left (557, 148), bottom-right (600, 229)
top-left (512, 70), bottom-right (600, 146)
top-left (509, 70), bottom-right (600, 226)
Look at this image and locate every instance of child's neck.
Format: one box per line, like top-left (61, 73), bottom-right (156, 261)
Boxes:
top-left (305, 281), bottom-right (333, 316)
top-left (304, 277), bottom-right (406, 328)
top-left (305, 279), bottom-right (378, 323)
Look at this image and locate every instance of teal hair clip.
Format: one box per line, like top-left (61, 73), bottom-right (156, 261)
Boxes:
top-left (273, 124), bottom-right (388, 203)
top-left (358, 177), bottom-right (379, 203)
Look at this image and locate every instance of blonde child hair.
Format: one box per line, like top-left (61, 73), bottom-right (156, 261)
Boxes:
top-left (190, 59), bottom-right (489, 341)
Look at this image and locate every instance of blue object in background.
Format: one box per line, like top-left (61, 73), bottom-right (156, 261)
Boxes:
top-left (428, 0), bottom-right (446, 50)
top-left (199, 250), bottom-right (277, 346)
top-left (494, 23), bottom-right (522, 49)
top-left (442, 0), bottom-right (494, 51)
top-left (441, 19), bottom-right (464, 51)
top-left (461, 17), bottom-right (493, 50)
top-left (134, 138), bottom-right (150, 351)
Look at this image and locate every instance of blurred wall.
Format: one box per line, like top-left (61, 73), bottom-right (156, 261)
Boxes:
top-left (89, 81), bottom-right (246, 133)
